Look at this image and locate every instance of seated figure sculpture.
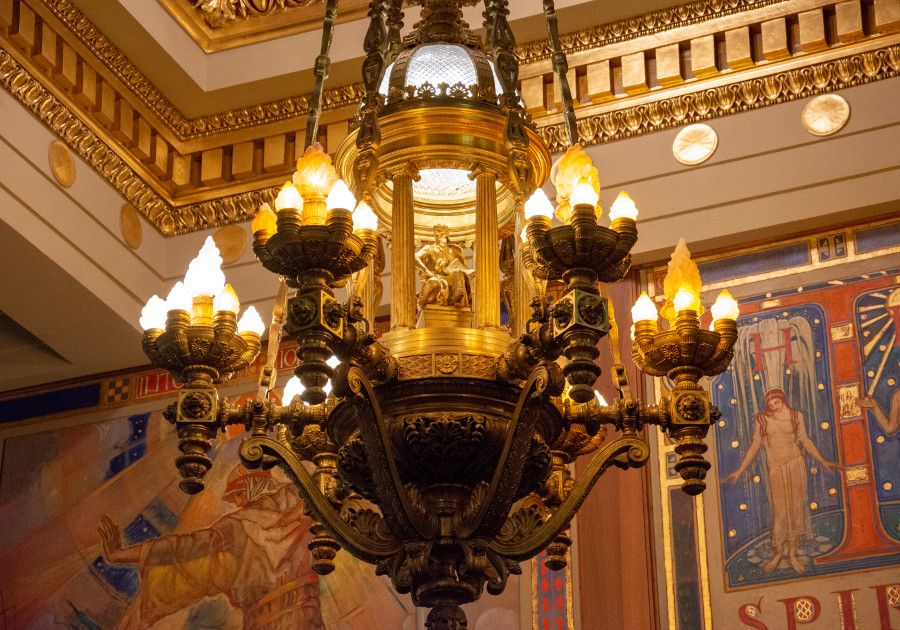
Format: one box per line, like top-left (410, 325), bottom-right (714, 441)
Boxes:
top-left (415, 224), bottom-right (473, 313)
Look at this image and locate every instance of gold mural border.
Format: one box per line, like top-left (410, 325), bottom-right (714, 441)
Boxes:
top-left (514, 0), bottom-right (789, 64)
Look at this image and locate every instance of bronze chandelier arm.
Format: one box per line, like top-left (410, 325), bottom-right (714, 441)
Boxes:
top-left (239, 435), bottom-right (402, 563)
top-left (344, 366), bottom-right (435, 541)
top-left (542, 0), bottom-right (578, 146)
top-left (305, 0), bottom-right (338, 149)
top-left (459, 364), bottom-right (561, 539)
top-left (490, 435), bottom-right (649, 561)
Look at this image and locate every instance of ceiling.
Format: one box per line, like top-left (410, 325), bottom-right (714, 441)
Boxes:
top-left (69, 0), bottom-right (692, 117)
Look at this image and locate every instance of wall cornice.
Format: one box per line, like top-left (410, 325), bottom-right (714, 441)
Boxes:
top-left (1, 0), bottom-right (897, 236)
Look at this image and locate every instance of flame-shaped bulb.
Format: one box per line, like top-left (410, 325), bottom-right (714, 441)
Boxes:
top-left (237, 305), bottom-right (266, 336)
top-left (140, 295), bottom-right (168, 330)
top-left (524, 188), bottom-right (554, 219)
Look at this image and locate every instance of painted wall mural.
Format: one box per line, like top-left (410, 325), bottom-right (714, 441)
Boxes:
top-left (0, 351), bottom-right (574, 629)
top-left (0, 408), bottom-right (539, 629)
top-left (650, 219), bottom-right (900, 630)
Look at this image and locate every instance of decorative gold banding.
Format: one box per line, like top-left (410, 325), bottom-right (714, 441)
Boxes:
top-left (2, 0), bottom-right (897, 237)
top-left (514, 0), bottom-right (790, 65)
top-left (536, 44), bottom-right (900, 154)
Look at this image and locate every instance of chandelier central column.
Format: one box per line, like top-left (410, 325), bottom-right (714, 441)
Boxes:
top-left (391, 166), bottom-right (418, 330)
top-left (473, 168), bottom-right (500, 329)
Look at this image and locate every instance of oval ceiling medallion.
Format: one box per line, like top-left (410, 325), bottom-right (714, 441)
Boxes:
top-left (48, 140), bottom-right (76, 187)
top-left (672, 123), bottom-right (718, 165)
top-left (214, 224), bottom-right (247, 264)
top-left (801, 94), bottom-right (850, 136)
top-left (120, 203), bottom-right (143, 249)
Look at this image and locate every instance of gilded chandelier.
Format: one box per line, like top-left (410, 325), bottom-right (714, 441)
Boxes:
top-left (139, 1), bottom-right (739, 627)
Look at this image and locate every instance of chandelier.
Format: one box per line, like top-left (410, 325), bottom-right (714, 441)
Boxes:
top-left (139, 1), bottom-right (739, 627)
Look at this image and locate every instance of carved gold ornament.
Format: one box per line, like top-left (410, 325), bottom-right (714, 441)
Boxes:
top-left (672, 123), bottom-right (718, 165)
top-left (48, 140), bottom-right (75, 187)
top-left (801, 93), bottom-right (851, 136)
top-left (213, 225), bottom-right (247, 264)
top-left (120, 204), bottom-right (143, 250)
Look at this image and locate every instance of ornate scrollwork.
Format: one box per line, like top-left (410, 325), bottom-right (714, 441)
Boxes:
top-left (193, 0), bottom-right (319, 28)
top-left (675, 393), bottom-right (707, 422)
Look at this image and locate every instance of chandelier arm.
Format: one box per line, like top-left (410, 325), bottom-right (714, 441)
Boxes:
top-left (490, 435), bottom-right (650, 561)
top-left (603, 294), bottom-right (634, 402)
top-left (257, 277), bottom-right (290, 403)
top-left (344, 365), bottom-right (435, 540)
top-left (541, 0), bottom-right (578, 146)
top-left (459, 364), bottom-right (563, 539)
top-left (385, 0), bottom-right (404, 63)
top-left (304, 0), bottom-right (339, 149)
top-left (238, 435), bottom-right (402, 562)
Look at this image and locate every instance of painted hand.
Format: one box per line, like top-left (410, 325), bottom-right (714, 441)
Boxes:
top-left (98, 514), bottom-right (126, 564)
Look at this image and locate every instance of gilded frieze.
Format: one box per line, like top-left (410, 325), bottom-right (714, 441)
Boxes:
top-left (514, 0), bottom-right (789, 64)
top-left (537, 45), bottom-right (900, 154)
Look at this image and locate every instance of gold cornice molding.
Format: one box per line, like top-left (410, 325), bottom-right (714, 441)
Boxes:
top-left (537, 42), bottom-right (900, 153)
top-left (4, 41), bottom-right (897, 237)
top-left (160, 0), bottom-right (371, 53)
top-left (2, 0), bottom-right (899, 237)
top-left (0, 48), bottom-right (277, 235)
top-left (514, 0), bottom-right (789, 65)
top-left (33, 0), bottom-right (365, 142)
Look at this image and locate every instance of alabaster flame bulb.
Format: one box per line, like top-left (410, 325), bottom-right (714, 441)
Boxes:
top-left (237, 305), bottom-right (265, 336)
top-left (326, 179), bottom-right (356, 211)
top-left (274, 183), bottom-right (302, 212)
top-left (183, 236), bottom-right (226, 298)
top-left (252, 203), bottom-right (277, 234)
top-left (165, 281), bottom-right (192, 312)
top-left (213, 284), bottom-right (240, 314)
top-left (631, 291), bottom-right (658, 323)
top-left (524, 188), bottom-right (553, 219)
top-left (711, 289), bottom-right (740, 321)
top-left (140, 295), bottom-right (167, 330)
top-left (609, 191), bottom-right (638, 221)
top-left (352, 201), bottom-right (378, 231)
top-left (570, 180), bottom-right (600, 209)
top-left (674, 286), bottom-right (700, 313)
top-left (282, 376), bottom-right (304, 404)
top-left (595, 391), bottom-right (608, 406)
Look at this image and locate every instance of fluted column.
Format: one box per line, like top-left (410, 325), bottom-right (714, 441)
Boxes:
top-left (391, 168), bottom-right (417, 330)
top-left (474, 169), bottom-right (500, 329)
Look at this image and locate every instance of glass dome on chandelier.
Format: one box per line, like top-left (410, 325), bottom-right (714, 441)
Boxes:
top-left (379, 43), bottom-right (503, 98)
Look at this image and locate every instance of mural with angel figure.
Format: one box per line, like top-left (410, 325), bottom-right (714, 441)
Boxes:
top-left (713, 270), bottom-right (900, 588)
